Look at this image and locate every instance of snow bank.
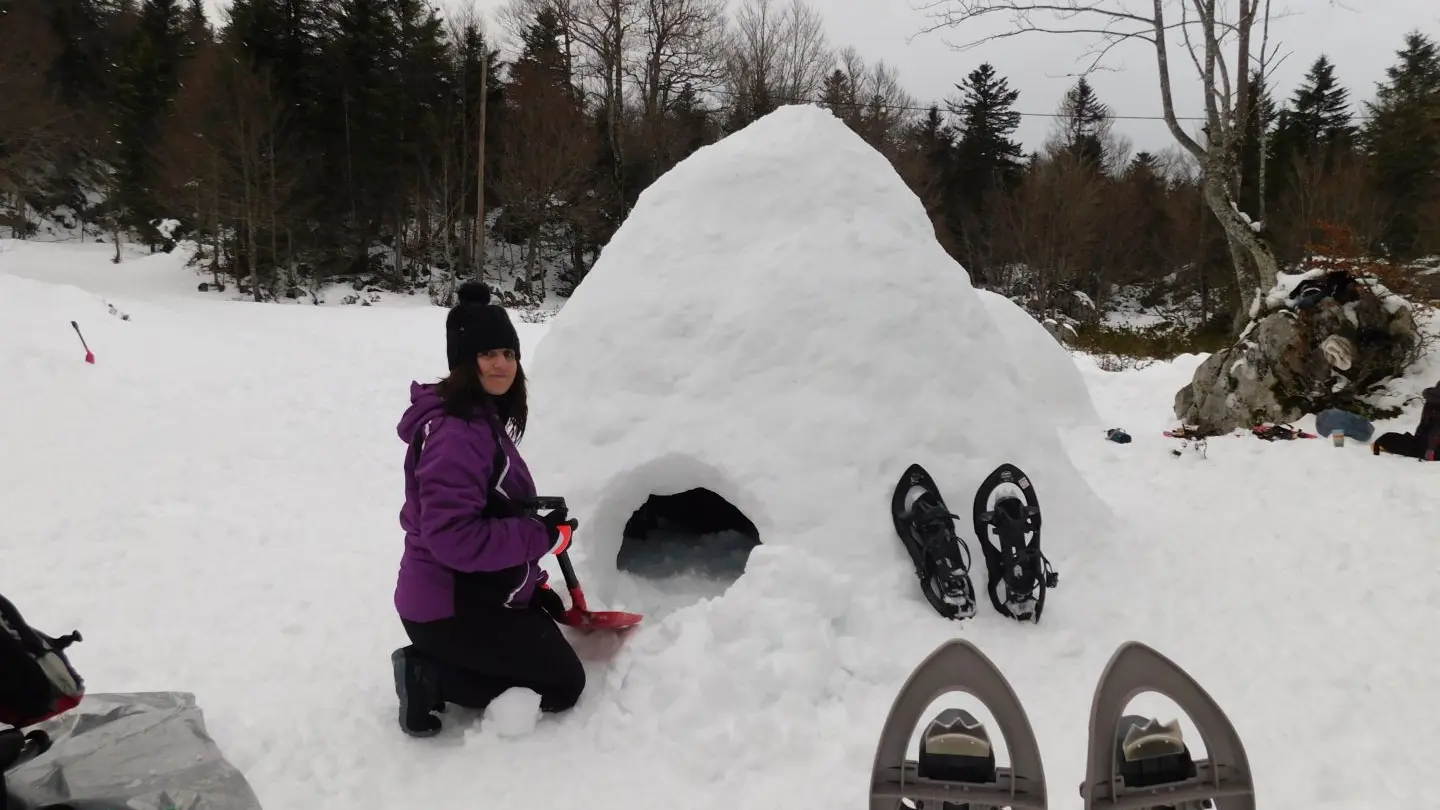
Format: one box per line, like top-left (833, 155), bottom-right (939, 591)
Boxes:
top-left (523, 104), bottom-right (1111, 607)
top-left (8, 236), bottom-right (1440, 810)
top-left (975, 289), bottom-right (1100, 427)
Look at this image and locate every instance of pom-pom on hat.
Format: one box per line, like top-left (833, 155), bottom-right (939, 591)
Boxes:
top-left (446, 281), bottom-right (520, 370)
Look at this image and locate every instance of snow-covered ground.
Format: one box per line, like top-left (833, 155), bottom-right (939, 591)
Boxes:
top-left (5, 236), bottom-right (1438, 809)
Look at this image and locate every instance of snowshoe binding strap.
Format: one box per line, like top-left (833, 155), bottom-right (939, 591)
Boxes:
top-left (973, 463), bottom-right (1057, 623)
top-left (890, 464), bottom-right (977, 621)
top-left (909, 496), bottom-right (976, 620)
top-left (869, 638), bottom-right (1048, 810)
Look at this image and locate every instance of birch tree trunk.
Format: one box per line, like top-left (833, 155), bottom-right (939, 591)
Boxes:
top-left (919, 0), bottom-right (1283, 335)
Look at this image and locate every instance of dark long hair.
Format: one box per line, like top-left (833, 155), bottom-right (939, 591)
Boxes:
top-left (435, 360), bottom-right (529, 441)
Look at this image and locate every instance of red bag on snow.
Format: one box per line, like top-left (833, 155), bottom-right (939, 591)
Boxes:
top-left (0, 592), bottom-right (84, 729)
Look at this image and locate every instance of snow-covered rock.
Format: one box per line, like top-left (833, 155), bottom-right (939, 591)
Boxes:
top-left (1175, 269), bottom-right (1421, 433)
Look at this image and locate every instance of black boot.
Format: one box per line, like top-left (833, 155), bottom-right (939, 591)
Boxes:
top-left (391, 646), bottom-right (442, 737)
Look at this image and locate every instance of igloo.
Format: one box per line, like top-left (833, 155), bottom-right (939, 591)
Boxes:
top-left (522, 104), bottom-right (1109, 617)
top-left (975, 289), bottom-right (1101, 427)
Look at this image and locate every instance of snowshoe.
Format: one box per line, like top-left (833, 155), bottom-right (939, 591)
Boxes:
top-left (971, 463), bottom-right (1057, 623)
top-left (1251, 423), bottom-right (1316, 441)
top-left (1080, 641), bottom-right (1256, 809)
top-left (868, 638), bottom-right (1048, 810)
top-left (890, 464), bottom-right (976, 621)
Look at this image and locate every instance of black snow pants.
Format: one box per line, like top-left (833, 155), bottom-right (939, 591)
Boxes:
top-left (1373, 431), bottom-right (1435, 460)
top-left (402, 605), bottom-right (586, 713)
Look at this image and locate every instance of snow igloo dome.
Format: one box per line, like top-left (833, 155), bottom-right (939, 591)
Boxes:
top-left (520, 104), bottom-right (1108, 618)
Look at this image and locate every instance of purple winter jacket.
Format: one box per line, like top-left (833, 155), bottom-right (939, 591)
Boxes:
top-left (394, 381), bottom-right (553, 623)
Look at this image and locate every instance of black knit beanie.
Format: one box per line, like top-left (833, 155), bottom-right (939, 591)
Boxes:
top-left (446, 281), bottom-right (520, 370)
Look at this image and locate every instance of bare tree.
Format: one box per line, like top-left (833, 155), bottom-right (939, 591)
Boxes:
top-left (155, 41), bottom-right (228, 285)
top-left (566, 0), bottom-right (641, 217)
top-left (829, 46), bottom-right (918, 151)
top-left (199, 52), bottom-right (302, 300)
top-left (627, 0), bottom-right (729, 118)
top-left (1272, 149), bottom-right (1387, 261)
top-left (725, 0), bottom-right (832, 106)
top-left (918, 0), bottom-right (1289, 334)
top-left (994, 151), bottom-right (1110, 308)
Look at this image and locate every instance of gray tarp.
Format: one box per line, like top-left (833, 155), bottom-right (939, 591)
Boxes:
top-left (6, 692), bottom-right (263, 810)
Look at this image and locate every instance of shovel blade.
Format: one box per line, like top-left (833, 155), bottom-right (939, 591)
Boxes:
top-left (559, 607), bottom-right (644, 631)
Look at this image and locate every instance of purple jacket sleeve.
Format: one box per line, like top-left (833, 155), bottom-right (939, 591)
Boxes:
top-left (414, 417), bottom-right (551, 572)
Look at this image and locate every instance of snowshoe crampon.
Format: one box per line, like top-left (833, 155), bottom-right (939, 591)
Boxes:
top-left (868, 638), bottom-right (1048, 810)
top-left (891, 464), bottom-right (976, 621)
top-left (972, 463), bottom-right (1057, 622)
top-left (1080, 641), bottom-right (1256, 810)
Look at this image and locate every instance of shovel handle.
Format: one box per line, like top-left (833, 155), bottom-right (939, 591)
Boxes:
top-left (555, 549), bottom-right (589, 612)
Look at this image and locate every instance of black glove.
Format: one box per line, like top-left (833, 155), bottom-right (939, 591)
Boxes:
top-left (536, 509), bottom-right (576, 555)
top-left (534, 585), bottom-right (567, 621)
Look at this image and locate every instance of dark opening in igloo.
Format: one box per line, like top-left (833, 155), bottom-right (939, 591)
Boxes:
top-left (615, 488), bottom-right (761, 587)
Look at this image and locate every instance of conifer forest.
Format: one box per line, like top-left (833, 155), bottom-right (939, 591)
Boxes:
top-left (1, 0), bottom-right (1437, 341)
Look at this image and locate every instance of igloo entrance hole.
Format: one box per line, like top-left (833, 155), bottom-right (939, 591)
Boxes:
top-left (615, 488), bottom-right (760, 606)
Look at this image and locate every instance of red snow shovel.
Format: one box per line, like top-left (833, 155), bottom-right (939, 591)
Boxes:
top-left (555, 540), bottom-right (643, 631)
top-left (530, 497), bottom-right (643, 631)
top-left (71, 321), bottom-right (94, 364)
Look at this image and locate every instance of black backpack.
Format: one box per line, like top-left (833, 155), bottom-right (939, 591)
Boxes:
top-left (2, 593), bottom-right (84, 808)
top-left (0, 592), bottom-right (83, 731)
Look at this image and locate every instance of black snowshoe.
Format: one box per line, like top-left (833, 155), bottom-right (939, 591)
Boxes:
top-left (971, 463), bottom-right (1058, 623)
top-left (890, 464), bottom-right (976, 621)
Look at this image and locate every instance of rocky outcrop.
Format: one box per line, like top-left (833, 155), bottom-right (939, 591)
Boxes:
top-left (1174, 270), bottom-right (1420, 435)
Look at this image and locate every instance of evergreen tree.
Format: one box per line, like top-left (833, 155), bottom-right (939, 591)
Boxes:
top-left (496, 4), bottom-right (592, 267)
top-left (946, 62), bottom-right (1024, 281)
top-left (1270, 54), bottom-right (1354, 175)
top-left (320, 0), bottom-right (411, 262)
top-left (1291, 55), bottom-right (1353, 143)
top-left (949, 63), bottom-right (1023, 188)
top-left (512, 7), bottom-right (571, 91)
top-left (911, 104), bottom-right (956, 169)
top-left (110, 0), bottom-right (188, 244)
top-left (669, 82), bottom-right (715, 162)
top-left (1052, 76), bottom-right (1111, 170)
top-left (908, 103), bottom-right (957, 218)
top-left (45, 0), bottom-right (113, 107)
top-left (1362, 31), bottom-right (1440, 257)
top-left (820, 70), bottom-right (850, 110)
top-left (1123, 151), bottom-right (1173, 277)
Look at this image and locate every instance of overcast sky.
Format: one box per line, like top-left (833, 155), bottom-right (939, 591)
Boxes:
top-left (203, 0), bottom-right (1437, 154)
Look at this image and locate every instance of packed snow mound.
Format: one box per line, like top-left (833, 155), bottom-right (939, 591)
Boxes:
top-left (975, 289), bottom-right (1100, 427)
top-left (523, 104), bottom-right (1111, 605)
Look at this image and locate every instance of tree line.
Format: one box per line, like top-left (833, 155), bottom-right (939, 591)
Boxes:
top-left (1, 0), bottom-right (1437, 324)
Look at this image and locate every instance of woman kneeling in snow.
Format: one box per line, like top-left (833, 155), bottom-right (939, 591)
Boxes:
top-left (390, 282), bottom-right (584, 737)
